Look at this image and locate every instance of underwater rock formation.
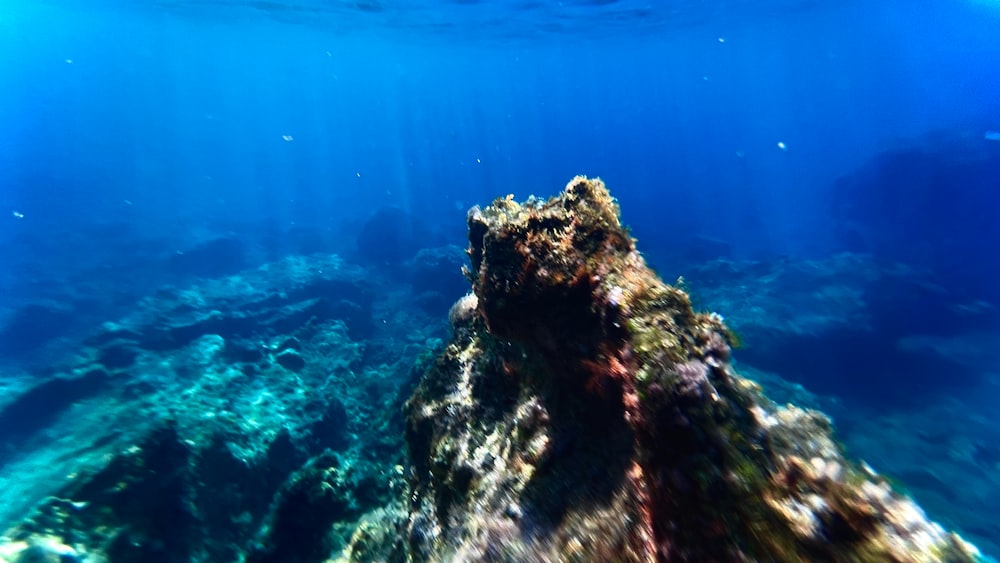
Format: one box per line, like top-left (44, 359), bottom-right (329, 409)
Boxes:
top-left (408, 245), bottom-right (471, 315)
top-left (400, 177), bottom-right (983, 562)
top-left (830, 130), bottom-right (1000, 303)
top-left (356, 207), bottom-right (430, 266)
top-left (0, 255), bottom-right (426, 563)
top-left (168, 235), bottom-right (248, 279)
top-left (0, 302), bottom-right (78, 356)
top-left (680, 254), bottom-right (992, 406)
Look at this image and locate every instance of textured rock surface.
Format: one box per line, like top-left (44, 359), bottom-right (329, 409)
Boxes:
top-left (400, 177), bottom-right (983, 562)
top-left (0, 255), bottom-right (431, 563)
top-left (674, 255), bottom-right (1000, 556)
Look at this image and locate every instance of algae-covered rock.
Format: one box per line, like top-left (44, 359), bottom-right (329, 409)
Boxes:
top-left (401, 177), bottom-right (984, 562)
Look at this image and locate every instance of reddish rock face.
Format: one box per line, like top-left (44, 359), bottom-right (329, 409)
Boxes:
top-left (401, 177), bottom-right (982, 562)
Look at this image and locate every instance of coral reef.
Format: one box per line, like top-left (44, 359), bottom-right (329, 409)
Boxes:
top-left (400, 177), bottom-right (983, 562)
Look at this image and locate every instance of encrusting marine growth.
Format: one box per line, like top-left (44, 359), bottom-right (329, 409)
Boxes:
top-left (399, 176), bottom-right (983, 562)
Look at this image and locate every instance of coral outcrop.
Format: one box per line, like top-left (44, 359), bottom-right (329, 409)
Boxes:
top-left (401, 177), bottom-right (982, 562)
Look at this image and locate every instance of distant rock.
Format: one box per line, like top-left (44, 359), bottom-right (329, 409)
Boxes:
top-left (0, 302), bottom-right (77, 356)
top-left (830, 129), bottom-right (1000, 302)
top-left (0, 368), bottom-right (110, 468)
top-left (355, 207), bottom-right (428, 266)
top-left (683, 254), bottom-right (994, 405)
top-left (407, 245), bottom-right (469, 314)
top-left (169, 235), bottom-right (248, 278)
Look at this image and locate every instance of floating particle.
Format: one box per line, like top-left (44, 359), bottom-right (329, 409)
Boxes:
top-left (986, 130), bottom-right (1000, 141)
top-left (282, 135), bottom-right (294, 142)
top-left (356, 172), bottom-right (362, 178)
top-left (718, 37), bottom-right (725, 43)
top-left (65, 59), bottom-right (73, 64)
top-left (476, 158), bottom-right (481, 164)
top-left (777, 141), bottom-right (787, 151)
top-left (12, 211), bottom-right (24, 219)
top-left (124, 199), bottom-right (133, 206)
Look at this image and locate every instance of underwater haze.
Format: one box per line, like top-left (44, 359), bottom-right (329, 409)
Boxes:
top-left (1, 0), bottom-right (1000, 559)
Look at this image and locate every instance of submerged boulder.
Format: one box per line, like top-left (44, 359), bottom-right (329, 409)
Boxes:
top-left (398, 177), bottom-right (982, 562)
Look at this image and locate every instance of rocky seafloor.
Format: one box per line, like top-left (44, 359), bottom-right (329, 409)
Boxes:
top-left (0, 253), bottom-right (440, 562)
top-left (0, 177), bottom-right (995, 562)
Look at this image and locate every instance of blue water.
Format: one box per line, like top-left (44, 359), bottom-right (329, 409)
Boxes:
top-left (2, 0), bottom-right (999, 556)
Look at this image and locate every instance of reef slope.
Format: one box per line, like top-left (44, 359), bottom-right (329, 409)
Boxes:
top-left (400, 177), bottom-right (981, 562)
